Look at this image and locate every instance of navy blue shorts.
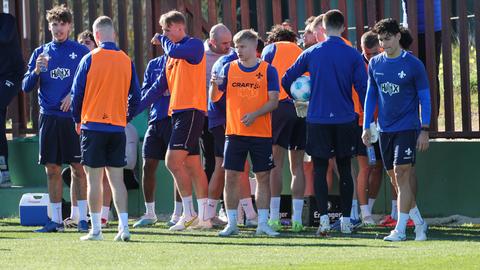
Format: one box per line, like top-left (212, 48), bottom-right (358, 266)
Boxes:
top-left (38, 114), bottom-right (81, 165)
top-left (356, 126), bottom-right (381, 158)
top-left (142, 118), bottom-right (172, 160)
top-left (272, 101), bottom-right (298, 149)
top-left (80, 130), bottom-right (126, 168)
top-left (210, 124), bottom-right (226, 158)
top-left (169, 110), bottom-right (204, 155)
top-left (306, 120), bottom-right (357, 159)
top-left (223, 135), bottom-right (274, 173)
top-left (379, 130), bottom-right (417, 171)
top-left (289, 116), bottom-right (306, 151)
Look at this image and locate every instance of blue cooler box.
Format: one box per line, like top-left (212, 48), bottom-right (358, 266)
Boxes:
top-left (19, 193), bottom-right (51, 226)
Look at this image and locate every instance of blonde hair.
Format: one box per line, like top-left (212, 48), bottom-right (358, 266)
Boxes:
top-left (233, 29), bottom-right (258, 44)
top-left (159, 10), bottom-right (186, 27)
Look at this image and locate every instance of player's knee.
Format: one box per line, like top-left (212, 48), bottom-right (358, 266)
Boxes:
top-left (393, 165), bottom-right (411, 181)
top-left (45, 164), bottom-right (61, 178)
top-left (70, 164), bottom-right (86, 179)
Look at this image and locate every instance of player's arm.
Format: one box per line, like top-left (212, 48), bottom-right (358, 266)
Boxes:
top-left (414, 61), bottom-right (432, 152)
top-left (158, 35), bottom-right (204, 64)
top-left (362, 64), bottom-right (379, 146)
top-left (127, 62), bottom-right (141, 122)
top-left (281, 51), bottom-right (309, 98)
top-left (242, 66), bottom-right (279, 126)
top-left (260, 44), bottom-right (276, 64)
top-left (352, 53), bottom-right (368, 108)
top-left (209, 63), bottom-right (229, 103)
top-left (133, 61), bottom-right (168, 117)
top-left (22, 49), bottom-right (42, 92)
top-left (71, 54), bottom-right (92, 133)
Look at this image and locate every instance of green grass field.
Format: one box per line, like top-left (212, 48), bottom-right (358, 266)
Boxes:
top-left (1, 219), bottom-right (479, 269)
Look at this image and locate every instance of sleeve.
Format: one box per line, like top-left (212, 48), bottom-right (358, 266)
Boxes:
top-left (267, 65), bottom-right (280, 92)
top-left (22, 48), bottom-right (41, 93)
top-left (133, 60), bottom-right (168, 117)
top-left (217, 63), bottom-right (230, 92)
top-left (159, 35), bottom-right (204, 64)
top-left (127, 62), bottom-right (141, 122)
top-left (414, 60), bottom-right (431, 126)
top-left (261, 44), bottom-right (276, 64)
top-left (363, 64), bottom-right (379, 129)
top-left (71, 55), bottom-right (92, 123)
top-left (141, 60), bottom-right (155, 94)
top-left (124, 123), bottom-right (139, 170)
top-left (352, 53), bottom-right (368, 108)
top-left (281, 51), bottom-right (309, 98)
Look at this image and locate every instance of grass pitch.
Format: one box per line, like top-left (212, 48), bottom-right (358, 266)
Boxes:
top-left (1, 218), bottom-right (479, 269)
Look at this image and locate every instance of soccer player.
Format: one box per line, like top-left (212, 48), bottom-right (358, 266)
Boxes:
top-left (282, 10), bottom-right (367, 236)
top-left (132, 54), bottom-right (173, 228)
top-left (355, 31), bottom-right (383, 225)
top-left (77, 30), bottom-right (97, 51)
top-left (302, 16), bottom-right (317, 49)
top-left (210, 29), bottom-right (280, 237)
top-left (22, 5), bottom-right (89, 233)
top-left (142, 10), bottom-right (209, 230)
top-left (71, 16), bottom-right (140, 241)
top-left (261, 25), bottom-right (305, 232)
top-left (363, 18), bottom-right (430, 241)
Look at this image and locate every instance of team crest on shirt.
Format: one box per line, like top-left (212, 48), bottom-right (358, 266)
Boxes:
top-left (50, 68), bottom-right (70, 80)
top-left (380, 82), bottom-right (400, 96)
top-left (255, 72), bottom-right (263, 80)
top-left (69, 52), bottom-right (77, 59)
top-left (398, 70), bottom-right (406, 79)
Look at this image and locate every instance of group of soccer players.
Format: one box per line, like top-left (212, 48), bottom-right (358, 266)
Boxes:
top-left (24, 5), bottom-right (431, 242)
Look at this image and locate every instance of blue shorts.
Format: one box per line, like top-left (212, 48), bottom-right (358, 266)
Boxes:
top-left (223, 135), bottom-right (274, 173)
top-left (169, 110), bottom-right (204, 155)
top-left (210, 124), bottom-right (226, 158)
top-left (379, 130), bottom-right (417, 171)
top-left (80, 130), bottom-right (126, 168)
top-left (272, 101), bottom-right (298, 149)
top-left (306, 120), bottom-right (357, 159)
top-left (39, 114), bottom-right (81, 165)
top-left (142, 118), bottom-right (172, 160)
top-left (356, 126), bottom-right (381, 158)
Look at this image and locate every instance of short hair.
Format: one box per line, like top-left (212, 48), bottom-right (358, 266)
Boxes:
top-left (233, 29), bottom-right (258, 44)
top-left (361, 31), bottom-right (379, 49)
top-left (257, 38), bottom-right (265, 54)
top-left (373, 18), bottom-right (401, 36)
top-left (266, 25), bottom-right (297, 43)
top-left (77, 30), bottom-right (95, 43)
top-left (46, 4), bottom-right (72, 24)
top-left (159, 10), bottom-right (186, 27)
top-left (312, 14), bottom-right (324, 30)
top-left (323, 9), bottom-right (344, 30)
top-left (399, 26), bottom-right (413, 50)
top-left (93, 16), bottom-right (114, 33)
top-left (209, 23), bottom-right (231, 41)
top-left (305, 16), bottom-right (316, 27)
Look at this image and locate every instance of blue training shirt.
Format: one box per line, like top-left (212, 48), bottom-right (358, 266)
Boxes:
top-left (208, 50), bottom-right (238, 130)
top-left (282, 36), bottom-right (367, 124)
top-left (22, 39), bottom-right (90, 118)
top-left (141, 55), bottom-right (170, 124)
top-left (363, 50), bottom-right (431, 132)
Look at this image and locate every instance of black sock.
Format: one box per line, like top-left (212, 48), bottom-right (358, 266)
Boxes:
top-left (312, 157), bottom-right (329, 216)
top-left (336, 156), bottom-right (354, 218)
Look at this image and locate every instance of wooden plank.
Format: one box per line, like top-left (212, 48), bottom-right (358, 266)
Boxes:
top-left (288, 0), bottom-right (297, 32)
top-left (366, 0), bottom-right (376, 27)
top-left (44, 0), bottom-right (52, 42)
top-left (321, 0), bottom-right (330, 13)
top-left (133, 0), bottom-right (144, 80)
top-left (30, 0), bottom-right (39, 52)
top-left (337, 0), bottom-right (347, 39)
top-left (354, 0), bottom-right (364, 50)
top-left (222, 0), bottom-right (233, 32)
top-left (458, 0), bottom-right (471, 132)
top-left (207, 0), bottom-right (217, 27)
top-left (73, 0), bottom-right (82, 37)
top-left (406, 0), bottom-right (418, 56)
top-left (88, 0), bottom-right (97, 29)
top-left (390, 0), bottom-right (400, 22)
top-left (146, 0), bottom-right (154, 60)
top-left (192, 0), bottom-right (202, 37)
top-left (103, 0), bottom-right (112, 17)
top-left (117, 0), bottom-right (128, 52)
top-left (430, 131), bottom-right (480, 139)
top-left (441, 0), bottom-right (454, 131)
top-left (475, 0), bottom-right (480, 130)
top-left (256, 1), bottom-right (266, 38)
top-left (305, 0), bottom-right (314, 18)
top-left (424, 0), bottom-right (438, 131)
top-left (377, 0), bottom-right (384, 22)
top-left (272, 0), bottom-right (282, 25)
top-left (240, 0), bottom-right (250, 29)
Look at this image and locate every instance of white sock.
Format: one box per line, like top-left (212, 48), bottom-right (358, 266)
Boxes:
top-left (409, 206), bottom-right (424, 226)
top-left (269, 197), bottom-right (281, 221)
top-left (77, 200), bottom-right (88, 222)
top-left (118, 212), bottom-right (129, 229)
top-left (240, 197), bottom-right (256, 220)
top-left (350, 200), bottom-right (359, 220)
top-left (360, 205), bottom-right (371, 219)
top-left (207, 199), bottom-right (219, 219)
top-left (145, 202), bottom-right (156, 217)
top-left (70, 205), bottom-right (79, 221)
top-left (173, 201), bottom-right (183, 217)
top-left (181, 196), bottom-right (196, 219)
top-left (197, 198), bottom-right (208, 221)
top-left (258, 209), bottom-right (269, 225)
top-left (368, 198), bottom-right (376, 212)
top-left (50, 202), bottom-right (62, 224)
top-left (90, 212), bottom-right (101, 234)
top-left (237, 204), bottom-right (244, 224)
top-left (292, 199), bottom-right (304, 223)
top-left (395, 212), bottom-right (409, 234)
top-left (341, 216), bottom-right (350, 223)
top-left (226, 209), bottom-right (238, 227)
top-left (101, 206), bottom-right (110, 221)
top-left (391, 200), bottom-right (398, 220)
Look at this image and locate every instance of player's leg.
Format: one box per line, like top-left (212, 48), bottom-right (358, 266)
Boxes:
top-left (239, 161), bottom-right (257, 226)
top-left (367, 144), bottom-right (383, 213)
top-left (101, 172), bottom-right (112, 227)
top-left (61, 167), bottom-right (78, 228)
top-left (327, 158), bottom-right (337, 193)
top-left (268, 144), bottom-right (285, 229)
top-left (81, 165), bottom-right (104, 240)
top-left (356, 155), bottom-right (374, 225)
top-left (45, 164), bottom-right (64, 226)
top-left (200, 119), bottom-right (215, 180)
top-left (70, 162), bottom-right (88, 231)
top-left (408, 161), bottom-right (427, 241)
top-left (184, 154), bottom-right (210, 229)
top-left (289, 149), bottom-right (305, 232)
top-left (134, 158), bottom-right (159, 227)
top-left (206, 125), bottom-right (227, 226)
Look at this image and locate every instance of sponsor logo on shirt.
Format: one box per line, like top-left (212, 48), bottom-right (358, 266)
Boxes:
top-left (50, 68), bottom-right (71, 80)
top-left (380, 82), bottom-right (400, 96)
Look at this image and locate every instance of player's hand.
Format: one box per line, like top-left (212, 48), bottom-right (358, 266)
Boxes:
top-left (241, 113), bottom-right (257, 127)
top-left (293, 100), bottom-right (308, 118)
top-left (210, 73), bottom-right (224, 86)
top-left (34, 54), bottom-right (48, 74)
top-left (362, 129), bottom-right (372, 146)
top-left (151, 33), bottom-right (161, 45)
top-left (416, 130), bottom-right (429, 152)
top-left (60, 95), bottom-right (71, 112)
top-left (75, 123), bottom-right (81, 135)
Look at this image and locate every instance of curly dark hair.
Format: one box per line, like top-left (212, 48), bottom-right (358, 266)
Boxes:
top-left (266, 24), bottom-right (297, 43)
top-left (46, 4), bottom-right (72, 24)
top-left (399, 26), bottom-right (413, 50)
top-left (373, 18), bottom-right (400, 36)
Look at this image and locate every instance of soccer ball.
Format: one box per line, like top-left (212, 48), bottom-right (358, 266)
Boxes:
top-left (290, 75), bottom-right (311, 102)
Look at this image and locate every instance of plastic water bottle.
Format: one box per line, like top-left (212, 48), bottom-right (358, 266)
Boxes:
top-left (367, 145), bottom-right (376, 166)
top-left (40, 47), bottom-right (50, 72)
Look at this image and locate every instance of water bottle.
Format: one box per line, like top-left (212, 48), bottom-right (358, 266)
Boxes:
top-left (40, 47), bottom-right (50, 72)
top-left (367, 145), bottom-right (376, 166)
